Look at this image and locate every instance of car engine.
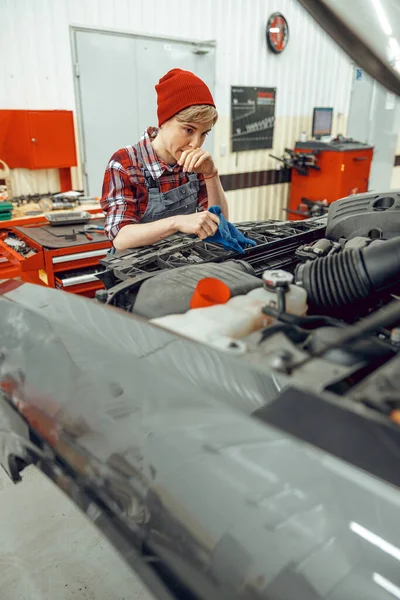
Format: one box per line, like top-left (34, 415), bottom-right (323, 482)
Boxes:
top-left (98, 190), bottom-right (400, 432)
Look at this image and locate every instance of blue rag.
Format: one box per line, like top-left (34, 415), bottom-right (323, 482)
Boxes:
top-left (205, 206), bottom-right (257, 254)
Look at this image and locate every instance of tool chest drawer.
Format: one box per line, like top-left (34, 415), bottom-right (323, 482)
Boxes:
top-left (0, 235), bottom-right (44, 274)
top-left (0, 211), bottom-right (110, 296)
top-left (54, 265), bottom-right (105, 296)
top-left (50, 247), bottom-right (109, 271)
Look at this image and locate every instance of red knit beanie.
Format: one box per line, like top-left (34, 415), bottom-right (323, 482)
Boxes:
top-left (155, 68), bottom-right (216, 126)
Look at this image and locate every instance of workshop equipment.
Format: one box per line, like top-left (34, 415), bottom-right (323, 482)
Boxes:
top-left (8, 191), bottom-right (98, 212)
top-left (270, 147), bottom-right (321, 176)
top-left (9, 192), bottom-right (59, 208)
top-left (44, 211), bottom-right (92, 226)
top-left (271, 137), bottom-right (374, 220)
top-left (0, 202), bottom-right (13, 221)
top-left (84, 224), bottom-right (104, 232)
top-left (0, 209), bottom-right (110, 296)
top-left (287, 137), bottom-right (373, 220)
top-left (285, 197), bottom-right (329, 219)
top-left (39, 191), bottom-right (99, 212)
top-left (0, 109), bottom-right (77, 192)
top-left (78, 230), bottom-right (93, 241)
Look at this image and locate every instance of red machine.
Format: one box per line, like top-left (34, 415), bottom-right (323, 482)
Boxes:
top-left (287, 139), bottom-right (374, 219)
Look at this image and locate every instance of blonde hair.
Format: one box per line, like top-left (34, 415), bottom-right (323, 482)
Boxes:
top-left (175, 104), bottom-right (218, 126)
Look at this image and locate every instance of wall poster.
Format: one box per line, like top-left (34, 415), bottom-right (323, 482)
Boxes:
top-left (231, 87), bottom-right (276, 152)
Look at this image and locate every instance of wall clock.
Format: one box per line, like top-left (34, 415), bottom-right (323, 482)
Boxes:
top-left (266, 13), bottom-right (289, 54)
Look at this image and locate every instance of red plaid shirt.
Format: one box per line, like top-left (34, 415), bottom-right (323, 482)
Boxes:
top-left (101, 127), bottom-right (208, 241)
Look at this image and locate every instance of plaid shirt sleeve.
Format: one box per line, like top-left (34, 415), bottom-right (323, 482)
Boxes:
top-left (100, 148), bottom-right (141, 241)
top-left (197, 174), bottom-right (208, 212)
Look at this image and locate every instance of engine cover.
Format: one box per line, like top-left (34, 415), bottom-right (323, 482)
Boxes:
top-left (326, 190), bottom-right (400, 241)
top-left (133, 260), bottom-right (262, 319)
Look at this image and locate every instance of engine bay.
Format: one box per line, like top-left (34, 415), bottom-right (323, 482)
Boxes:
top-left (98, 191), bottom-right (400, 427)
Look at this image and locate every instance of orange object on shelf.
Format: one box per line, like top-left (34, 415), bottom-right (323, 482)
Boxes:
top-left (288, 140), bottom-right (374, 220)
top-left (59, 167), bottom-right (73, 192)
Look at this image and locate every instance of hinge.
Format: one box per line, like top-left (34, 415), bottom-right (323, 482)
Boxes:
top-left (74, 62), bottom-right (80, 77)
top-left (192, 45), bottom-right (211, 55)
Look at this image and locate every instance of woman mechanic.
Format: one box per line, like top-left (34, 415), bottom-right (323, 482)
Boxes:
top-left (101, 68), bottom-right (229, 251)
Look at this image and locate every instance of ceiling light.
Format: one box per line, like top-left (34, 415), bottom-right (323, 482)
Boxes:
top-left (372, 0), bottom-right (393, 36)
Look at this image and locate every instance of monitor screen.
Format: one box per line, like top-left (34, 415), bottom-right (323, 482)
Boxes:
top-left (312, 107), bottom-right (333, 138)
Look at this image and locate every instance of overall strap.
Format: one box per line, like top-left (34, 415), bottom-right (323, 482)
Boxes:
top-left (132, 142), bottom-right (160, 190)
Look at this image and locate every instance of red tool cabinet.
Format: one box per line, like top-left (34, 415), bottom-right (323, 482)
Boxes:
top-left (0, 211), bottom-right (111, 298)
top-left (0, 109), bottom-right (77, 191)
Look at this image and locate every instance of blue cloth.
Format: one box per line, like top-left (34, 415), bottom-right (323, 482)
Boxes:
top-left (205, 206), bottom-right (257, 254)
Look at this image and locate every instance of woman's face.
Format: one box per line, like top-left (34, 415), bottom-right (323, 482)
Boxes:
top-left (159, 117), bottom-right (213, 163)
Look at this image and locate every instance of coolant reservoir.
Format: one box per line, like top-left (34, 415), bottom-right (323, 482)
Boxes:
top-left (249, 269), bottom-right (308, 318)
top-left (151, 269), bottom-right (308, 349)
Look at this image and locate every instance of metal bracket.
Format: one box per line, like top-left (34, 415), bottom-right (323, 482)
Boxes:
top-left (192, 45), bottom-right (212, 55)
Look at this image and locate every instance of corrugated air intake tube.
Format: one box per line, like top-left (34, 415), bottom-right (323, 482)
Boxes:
top-left (294, 237), bottom-right (400, 314)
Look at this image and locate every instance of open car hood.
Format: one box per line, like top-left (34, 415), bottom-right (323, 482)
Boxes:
top-left (1, 280), bottom-right (400, 600)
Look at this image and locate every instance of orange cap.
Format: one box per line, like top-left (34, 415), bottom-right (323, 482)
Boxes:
top-left (190, 277), bottom-right (231, 309)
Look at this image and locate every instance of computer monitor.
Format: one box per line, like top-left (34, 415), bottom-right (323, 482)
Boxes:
top-left (312, 107), bottom-right (333, 139)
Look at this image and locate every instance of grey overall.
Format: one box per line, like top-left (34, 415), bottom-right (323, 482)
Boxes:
top-left (135, 143), bottom-right (200, 223)
top-left (108, 143), bottom-right (200, 253)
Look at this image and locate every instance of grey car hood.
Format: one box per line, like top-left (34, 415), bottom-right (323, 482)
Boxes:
top-left (1, 281), bottom-right (400, 599)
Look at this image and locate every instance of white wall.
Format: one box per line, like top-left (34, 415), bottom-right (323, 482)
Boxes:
top-left (0, 0), bottom-right (353, 220)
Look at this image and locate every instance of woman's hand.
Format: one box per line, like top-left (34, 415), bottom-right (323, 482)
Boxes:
top-left (174, 211), bottom-right (220, 240)
top-left (178, 149), bottom-right (217, 176)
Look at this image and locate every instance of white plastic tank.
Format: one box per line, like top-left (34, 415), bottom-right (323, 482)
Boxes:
top-left (151, 269), bottom-right (307, 350)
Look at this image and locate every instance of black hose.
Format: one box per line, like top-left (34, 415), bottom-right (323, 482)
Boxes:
top-left (259, 322), bottom-right (309, 346)
top-left (295, 248), bottom-right (369, 312)
top-left (259, 323), bottom-right (295, 344)
top-left (295, 238), bottom-right (400, 313)
top-left (332, 299), bottom-right (400, 347)
top-left (261, 305), bottom-right (346, 329)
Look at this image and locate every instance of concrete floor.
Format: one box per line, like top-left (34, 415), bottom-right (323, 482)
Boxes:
top-left (0, 465), bottom-right (154, 600)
